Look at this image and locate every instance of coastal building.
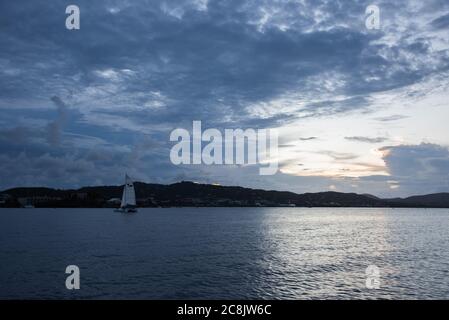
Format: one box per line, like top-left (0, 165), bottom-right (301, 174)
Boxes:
top-left (17, 196), bottom-right (62, 207)
top-left (0, 193), bottom-right (12, 205)
top-left (107, 198), bottom-right (121, 205)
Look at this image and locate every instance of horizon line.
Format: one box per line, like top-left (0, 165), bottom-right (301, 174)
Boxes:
top-left (1, 180), bottom-right (448, 200)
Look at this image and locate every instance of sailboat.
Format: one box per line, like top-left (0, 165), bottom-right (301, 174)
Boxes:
top-left (114, 174), bottom-right (138, 213)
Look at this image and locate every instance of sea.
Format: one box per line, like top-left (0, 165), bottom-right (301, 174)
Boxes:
top-left (0, 207), bottom-right (448, 299)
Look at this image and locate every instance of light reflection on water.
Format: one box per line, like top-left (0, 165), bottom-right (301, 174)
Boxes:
top-left (0, 207), bottom-right (448, 299)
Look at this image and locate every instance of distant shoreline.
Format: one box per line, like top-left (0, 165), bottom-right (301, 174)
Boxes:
top-left (1, 206), bottom-right (448, 209)
top-left (1, 181), bottom-right (449, 208)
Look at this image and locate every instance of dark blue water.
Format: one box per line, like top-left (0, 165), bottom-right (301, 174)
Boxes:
top-left (1, 208), bottom-right (449, 299)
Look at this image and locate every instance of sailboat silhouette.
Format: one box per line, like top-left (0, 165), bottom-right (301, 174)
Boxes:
top-left (114, 174), bottom-right (138, 213)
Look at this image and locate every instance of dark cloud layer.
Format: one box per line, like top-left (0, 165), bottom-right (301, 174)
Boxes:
top-left (379, 143), bottom-right (449, 195)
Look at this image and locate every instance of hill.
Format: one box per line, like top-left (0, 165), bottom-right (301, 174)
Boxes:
top-left (1, 181), bottom-right (448, 208)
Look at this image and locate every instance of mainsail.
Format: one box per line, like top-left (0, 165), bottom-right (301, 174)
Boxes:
top-left (120, 174), bottom-right (136, 208)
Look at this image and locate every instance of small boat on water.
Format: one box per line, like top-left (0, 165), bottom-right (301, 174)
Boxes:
top-left (114, 174), bottom-right (138, 213)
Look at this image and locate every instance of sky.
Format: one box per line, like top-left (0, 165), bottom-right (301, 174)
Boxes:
top-left (0, 0), bottom-right (448, 197)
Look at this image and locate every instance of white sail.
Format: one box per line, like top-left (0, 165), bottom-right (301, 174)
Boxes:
top-left (120, 174), bottom-right (136, 208)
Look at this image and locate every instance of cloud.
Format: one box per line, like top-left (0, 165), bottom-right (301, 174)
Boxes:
top-left (45, 96), bottom-right (68, 146)
top-left (0, 0), bottom-right (448, 196)
top-left (345, 136), bottom-right (387, 143)
top-left (299, 136), bottom-right (317, 141)
top-left (373, 114), bottom-right (409, 122)
top-left (318, 151), bottom-right (359, 161)
top-left (278, 144), bottom-right (296, 148)
top-left (431, 13), bottom-right (449, 29)
top-left (379, 143), bottom-right (449, 194)
top-left (2, 0), bottom-right (444, 129)
top-left (381, 143), bottom-right (449, 177)
top-left (0, 127), bottom-right (34, 144)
